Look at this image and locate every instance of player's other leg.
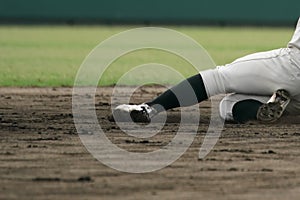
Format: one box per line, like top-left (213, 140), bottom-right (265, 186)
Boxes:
top-left (220, 90), bottom-right (291, 123)
top-left (219, 94), bottom-right (265, 123)
top-left (112, 73), bottom-right (208, 122)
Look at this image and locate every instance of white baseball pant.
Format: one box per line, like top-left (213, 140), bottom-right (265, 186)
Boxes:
top-left (200, 18), bottom-right (300, 121)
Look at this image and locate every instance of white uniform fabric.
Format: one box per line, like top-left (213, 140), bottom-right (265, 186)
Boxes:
top-left (289, 18), bottom-right (300, 49)
top-left (200, 17), bottom-right (300, 121)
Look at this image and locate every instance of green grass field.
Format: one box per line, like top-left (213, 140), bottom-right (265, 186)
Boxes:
top-left (0, 25), bottom-right (294, 86)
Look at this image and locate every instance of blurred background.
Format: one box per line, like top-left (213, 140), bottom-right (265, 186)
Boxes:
top-left (1, 0), bottom-right (299, 25)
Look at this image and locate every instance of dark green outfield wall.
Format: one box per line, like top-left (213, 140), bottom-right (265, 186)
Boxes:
top-left (0, 0), bottom-right (299, 25)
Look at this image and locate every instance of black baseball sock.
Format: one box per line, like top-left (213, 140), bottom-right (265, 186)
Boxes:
top-left (232, 99), bottom-right (263, 123)
top-left (146, 74), bottom-right (208, 112)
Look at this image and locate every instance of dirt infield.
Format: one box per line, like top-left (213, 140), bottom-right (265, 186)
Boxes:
top-left (0, 87), bottom-right (300, 200)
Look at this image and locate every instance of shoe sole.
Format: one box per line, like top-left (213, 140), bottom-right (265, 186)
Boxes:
top-left (257, 89), bottom-right (291, 123)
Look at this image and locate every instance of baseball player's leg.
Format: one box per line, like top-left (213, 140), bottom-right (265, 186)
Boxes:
top-left (113, 49), bottom-right (293, 122)
top-left (146, 73), bottom-right (208, 112)
top-left (113, 48), bottom-right (294, 123)
top-left (112, 73), bottom-right (208, 122)
top-left (219, 94), bottom-right (269, 123)
top-left (220, 90), bottom-right (293, 123)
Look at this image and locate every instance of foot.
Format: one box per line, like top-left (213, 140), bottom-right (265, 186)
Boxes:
top-left (110, 103), bottom-right (157, 123)
top-left (257, 89), bottom-right (291, 123)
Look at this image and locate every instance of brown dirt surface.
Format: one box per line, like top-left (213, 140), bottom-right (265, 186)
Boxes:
top-left (0, 86), bottom-right (300, 200)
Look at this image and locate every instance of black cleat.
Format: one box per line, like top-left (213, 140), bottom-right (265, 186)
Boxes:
top-left (257, 89), bottom-right (291, 123)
